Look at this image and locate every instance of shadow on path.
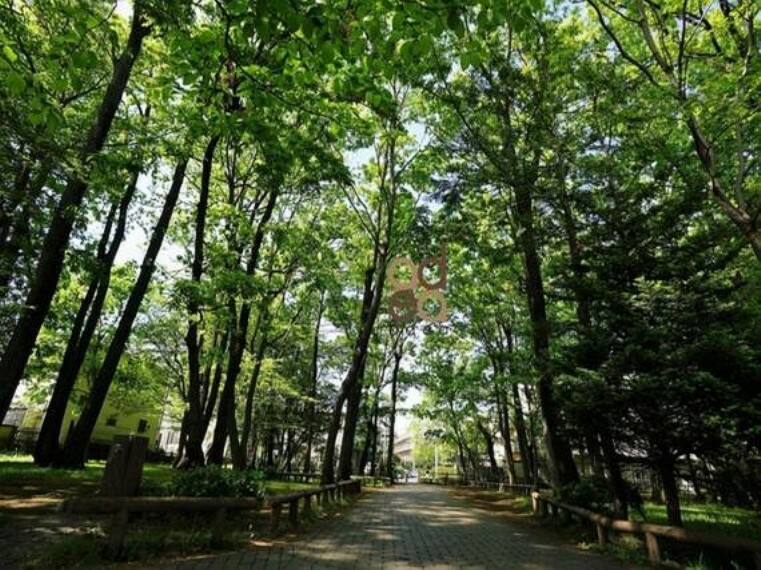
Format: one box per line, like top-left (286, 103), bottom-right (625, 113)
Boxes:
top-left (162, 484), bottom-right (625, 569)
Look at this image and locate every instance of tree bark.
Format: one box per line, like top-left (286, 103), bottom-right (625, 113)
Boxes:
top-left (303, 293), bottom-right (324, 474)
top-left (386, 349), bottom-right (401, 482)
top-left (56, 158), bottom-right (188, 468)
top-left (0, 161), bottom-right (50, 297)
top-left (599, 426), bottom-right (630, 519)
top-left (477, 420), bottom-right (499, 479)
top-left (0, 4), bottom-right (150, 419)
top-left (323, 260), bottom-right (386, 484)
top-left (513, 180), bottom-right (579, 489)
top-left (511, 384), bottom-right (532, 484)
top-left (657, 455), bottom-right (683, 526)
top-left (496, 387), bottom-right (517, 485)
top-left (369, 392), bottom-right (380, 476)
top-left (183, 134), bottom-right (220, 468)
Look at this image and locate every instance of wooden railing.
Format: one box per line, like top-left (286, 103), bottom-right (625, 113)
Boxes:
top-left (269, 479), bottom-right (362, 531)
top-left (61, 479), bottom-right (363, 556)
top-left (351, 475), bottom-right (392, 487)
top-left (531, 492), bottom-right (761, 569)
top-left (270, 471), bottom-right (322, 483)
top-left (62, 496), bottom-right (262, 556)
top-left (427, 475), bottom-right (537, 496)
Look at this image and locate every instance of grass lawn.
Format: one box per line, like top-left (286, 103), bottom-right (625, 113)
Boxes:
top-left (633, 501), bottom-right (761, 542)
top-left (0, 452), bottom-right (317, 499)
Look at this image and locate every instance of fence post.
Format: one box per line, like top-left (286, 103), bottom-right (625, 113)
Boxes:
top-left (595, 522), bottom-right (608, 547)
top-left (211, 507), bottom-right (226, 548)
top-left (289, 499), bottom-right (299, 526)
top-left (271, 503), bottom-right (282, 532)
top-left (303, 494), bottom-right (312, 516)
top-left (645, 532), bottom-right (661, 564)
top-left (106, 506), bottom-right (129, 558)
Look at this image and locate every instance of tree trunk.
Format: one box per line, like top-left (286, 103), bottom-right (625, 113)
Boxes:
top-left (0, 161), bottom-right (50, 297)
top-left (34, 167), bottom-right (138, 466)
top-left (172, 410), bottom-right (190, 468)
top-left (585, 432), bottom-right (606, 479)
top-left (512, 384), bottom-right (532, 484)
top-left (478, 420), bottom-right (499, 479)
top-left (322, 261), bottom-right (387, 484)
top-left (338, 359), bottom-right (366, 479)
top-left (183, 134), bottom-right (220, 468)
top-left (599, 426), bottom-right (629, 519)
top-left (240, 322), bottom-right (267, 460)
top-left (386, 350), bottom-right (401, 482)
top-left (303, 293), bottom-right (324, 474)
top-left (496, 387), bottom-right (517, 485)
top-left (513, 180), bottom-right (579, 489)
top-left (369, 393), bottom-right (380, 476)
top-left (202, 331), bottom-right (228, 434)
top-left (56, 158), bottom-right (187, 468)
top-left (207, 187), bottom-right (279, 468)
top-left (522, 384), bottom-right (540, 487)
top-left (0, 5), bottom-right (150, 419)
top-left (657, 456), bottom-right (683, 526)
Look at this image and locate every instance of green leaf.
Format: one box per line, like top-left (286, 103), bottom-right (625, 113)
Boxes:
top-left (6, 71), bottom-right (25, 95)
top-left (2, 45), bottom-right (18, 63)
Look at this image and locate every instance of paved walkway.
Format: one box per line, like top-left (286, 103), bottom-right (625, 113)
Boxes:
top-left (167, 485), bottom-right (624, 569)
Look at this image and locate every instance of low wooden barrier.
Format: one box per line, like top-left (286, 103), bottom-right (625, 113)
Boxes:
top-left (61, 496), bottom-right (262, 556)
top-left (270, 472), bottom-right (322, 483)
top-left (61, 479), bottom-right (362, 557)
top-left (531, 492), bottom-right (761, 568)
top-left (352, 475), bottom-right (391, 487)
top-left (430, 476), bottom-right (537, 496)
top-left (268, 479), bottom-right (362, 531)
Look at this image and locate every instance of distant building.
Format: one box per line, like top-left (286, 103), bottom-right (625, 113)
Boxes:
top-left (2, 397), bottom-right (161, 456)
top-left (395, 434), bottom-right (414, 465)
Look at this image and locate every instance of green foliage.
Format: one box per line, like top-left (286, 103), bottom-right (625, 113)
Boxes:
top-left (558, 477), bottom-right (616, 515)
top-left (167, 466), bottom-right (265, 498)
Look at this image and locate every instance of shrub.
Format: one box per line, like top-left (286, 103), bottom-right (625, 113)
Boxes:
top-left (167, 466), bottom-right (264, 498)
top-left (558, 476), bottom-right (614, 514)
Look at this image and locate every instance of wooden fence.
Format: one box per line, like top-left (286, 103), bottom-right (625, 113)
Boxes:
top-left (531, 492), bottom-right (761, 569)
top-left (61, 479), bottom-right (362, 557)
top-left (62, 496), bottom-right (261, 555)
top-left (351, 475), bottom-right (392, 487)
top-left (269, 479), bottom-right (362, 531)
top-left (428, 476), bottom-right (537, 496)
top-left (269, 471), bottom-right (322, 483)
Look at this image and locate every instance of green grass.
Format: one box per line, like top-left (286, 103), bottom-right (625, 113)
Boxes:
top-left (0, 452), bottom-right (175, 498)
top-left (632, 501), bottom-right (761, 542)
top-left (1, 453), bottom-right (318, 499)
top-left (263, 480), bottom-right (315, 496)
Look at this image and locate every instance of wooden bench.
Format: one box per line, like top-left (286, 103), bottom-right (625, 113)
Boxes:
top-left (61, 496), bottom-right (262, 556)
top-left (531, 492), bottom-right (761, 568)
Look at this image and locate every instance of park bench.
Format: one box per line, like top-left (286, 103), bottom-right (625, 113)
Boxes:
top-left (531, 492), bottom-right (761, 569)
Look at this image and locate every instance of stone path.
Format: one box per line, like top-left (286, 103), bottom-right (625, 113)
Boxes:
top-left (166, 484), bottom-right (624, 569)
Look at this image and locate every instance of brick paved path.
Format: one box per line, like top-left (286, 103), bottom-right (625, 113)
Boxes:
top-left (167, 484), bottom-right (624, 569)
